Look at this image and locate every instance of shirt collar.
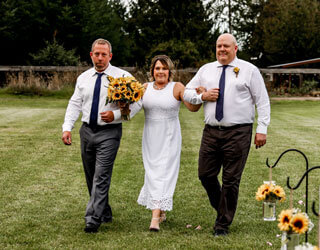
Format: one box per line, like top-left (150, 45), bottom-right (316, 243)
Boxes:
top-left (217, 57), bottom-right (238, 68)
top-left (92, 63), bottom-right (113, 76)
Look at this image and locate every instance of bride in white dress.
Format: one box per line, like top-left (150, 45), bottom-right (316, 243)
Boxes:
top-left (137, 55), bottom-right (202, 231)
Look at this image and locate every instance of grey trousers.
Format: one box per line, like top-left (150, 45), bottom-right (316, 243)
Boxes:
top-left (79, 123), bottom-right (122, 226)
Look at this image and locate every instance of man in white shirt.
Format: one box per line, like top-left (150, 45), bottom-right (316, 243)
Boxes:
top-left (184, 33), bottom-right (270, 236)
top-left (62, 38), bottom-right (141, 233)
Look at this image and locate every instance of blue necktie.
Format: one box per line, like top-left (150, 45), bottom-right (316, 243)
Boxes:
top-left (215, 65), bottom-right (228, 121)
top-left (89, 72), bottom-right (104, 127)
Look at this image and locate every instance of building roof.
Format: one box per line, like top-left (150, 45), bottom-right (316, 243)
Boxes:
top-left (268, 58), bottom-right (320, 68)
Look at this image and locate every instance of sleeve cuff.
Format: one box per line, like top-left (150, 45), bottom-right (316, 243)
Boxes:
top-left (113, 110), bottom-right (121, 122)
top-left (198, 93), bottom-right (204, 103)
top-left (62, 124), bottom-right (73, 132)
top-left (256, 125), bottom-right (268, 134)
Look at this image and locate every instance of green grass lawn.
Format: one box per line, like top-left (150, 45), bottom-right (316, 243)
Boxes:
top-left (0, 96), bottom-right (319, 249)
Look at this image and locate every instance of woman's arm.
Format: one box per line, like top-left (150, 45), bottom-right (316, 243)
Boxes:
top-left (174, 82), bottom-right (202, 112)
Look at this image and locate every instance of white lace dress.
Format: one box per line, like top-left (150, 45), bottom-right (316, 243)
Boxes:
top-left (137, 81), bottom-right (181, 211)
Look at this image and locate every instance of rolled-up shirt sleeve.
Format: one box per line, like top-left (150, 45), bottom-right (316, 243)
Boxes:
top-left (183, 70), bottom-right (204, 104)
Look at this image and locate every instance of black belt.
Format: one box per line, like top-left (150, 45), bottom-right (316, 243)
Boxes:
top-left (83, 122), bottom-right (121, 132)
top-left (206, 123), bottom-right (252, 131)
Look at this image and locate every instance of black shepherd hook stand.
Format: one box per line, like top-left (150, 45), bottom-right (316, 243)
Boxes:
top-left (266, 149), bottom-right (309, 241)
top-left (287, 166), bottom-right (320, 242)
top-left (266, 149), bottom-right (309, 208)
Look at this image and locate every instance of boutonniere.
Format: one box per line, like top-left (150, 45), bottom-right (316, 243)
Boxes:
top-left (233, 67), bottom-right (240, 78)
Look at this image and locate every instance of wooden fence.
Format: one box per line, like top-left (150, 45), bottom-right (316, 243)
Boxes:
top-left (0, 66), bottom-right (319, 91)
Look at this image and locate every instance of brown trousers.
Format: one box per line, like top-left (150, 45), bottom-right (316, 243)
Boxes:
top-left (198, 124), bottom-right (252, 231)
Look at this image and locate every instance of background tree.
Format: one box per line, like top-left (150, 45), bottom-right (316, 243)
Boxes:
top-left (238, 0), bottom-right (320, 67)
top-left (126, 0), bottom-right (218, 68)
top-left (210, 0), bottom-right (266, 60)
top-left (0, 0), bottom-right (82, 65)
top-left (78, 0), bottom-right (132, 66)
top-left (30, 38), bottom-right (80, 66)
top-left (0, 0), bottom-right (130, 66)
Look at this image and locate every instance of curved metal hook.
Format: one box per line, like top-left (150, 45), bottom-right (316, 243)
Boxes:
top-left (266, 148), bottom-right (309, 169)
top-left (287, 166), bottom-right (320, 190)
top-left (312, 201), bottom-right (319, 217)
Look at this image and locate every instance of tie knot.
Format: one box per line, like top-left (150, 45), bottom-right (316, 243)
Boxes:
top-left (222, 65), bottom-right (228, 69)
top-left (96, 72), bottom-right (104, 78)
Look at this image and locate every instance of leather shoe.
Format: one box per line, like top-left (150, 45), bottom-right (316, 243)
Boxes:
top-left (214, 229), bottom-right (228, 237)
top-left (101, 217), bottom-right (112, 223)
top-left (84, 223), bottom-right (99, 233)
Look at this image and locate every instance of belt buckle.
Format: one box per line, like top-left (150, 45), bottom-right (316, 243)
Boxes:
top-left (217, 125), bottom-right (224, 130)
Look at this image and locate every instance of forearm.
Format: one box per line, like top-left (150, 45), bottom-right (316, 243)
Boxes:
top-left (111, 100), bottom-right (143, 123)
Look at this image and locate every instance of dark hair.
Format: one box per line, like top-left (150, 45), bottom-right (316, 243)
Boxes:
top-left (149, 55), bottom-right (175, 82)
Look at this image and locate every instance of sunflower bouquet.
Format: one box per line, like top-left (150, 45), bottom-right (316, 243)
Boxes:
top-left (106, 75), bottom-right (144, 120)
top-left (278, 208), bottom-right (313, 234)
top-left (256, 183), bottom-right (286, 202)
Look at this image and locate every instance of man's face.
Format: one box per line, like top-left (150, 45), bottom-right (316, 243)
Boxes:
top-left (90, 43), bottom-right (112, 72)
top-left (216, 35), bottom-right (238, 65)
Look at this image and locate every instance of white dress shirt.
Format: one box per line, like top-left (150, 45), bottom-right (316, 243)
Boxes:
top-left (184, 57), bottom-right (270, 134)
top-left (62, 63), bottom-right (142, 132)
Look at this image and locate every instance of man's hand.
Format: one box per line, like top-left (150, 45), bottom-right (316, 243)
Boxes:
top-left (196, 86), bottom-right (207, 94)
top-left (254, 133), bottom-right (267, 149)
top-left (62, 131), bottom-right (72, 145)
top-left (201, 88), bottom-right (219, 102)
top-left (101, 111), bottom-right (114, 123)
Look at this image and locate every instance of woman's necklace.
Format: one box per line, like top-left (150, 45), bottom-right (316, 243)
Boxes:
top-left (153, 82), bottom-right (168, 90)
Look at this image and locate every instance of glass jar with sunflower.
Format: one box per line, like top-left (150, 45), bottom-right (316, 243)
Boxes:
top-left (106, 75), bottom-right (145, 120)
top-left (278, 208), bottom-right (313, 250)
top-left (256, 183), bottom-right (286, 221)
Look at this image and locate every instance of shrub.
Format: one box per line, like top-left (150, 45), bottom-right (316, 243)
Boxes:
top-left (30, 39), bottom-right (80, 66)
top-left (288, 80), bottom-right (319, 95)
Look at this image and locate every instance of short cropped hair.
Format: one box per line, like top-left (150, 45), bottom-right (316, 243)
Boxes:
top-left (91, 38), bottom-right (112, 53)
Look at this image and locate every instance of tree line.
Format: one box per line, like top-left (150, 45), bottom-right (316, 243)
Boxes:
top-left (0, 0), bottom-right (319, 68)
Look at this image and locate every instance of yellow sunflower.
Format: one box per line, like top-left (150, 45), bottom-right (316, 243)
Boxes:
top-left (291, 213), bottom-right (309, 234)
top-left (124, 76), bottom-right (135, 82)
top-left (125, 91), bottom-right (132, 101)
top-left (120, 85), bottom-right (127, 93)
top-left (107, 75), bottom-right (114, 82)
top-left (273, 185), bottom-right (286, 202)
top-left (107, 86), bottom-right (115, 99)
top-left (132, 90), bottom-right (142, 102)
top-left (130, 81), bottom-right (139, 91)
top-left (255, 190), bottom-right (266, 201)
top-left (255, 184), bottom-right (271, 201)
top-left (109, 80), bottom-right (120, 89)
top-left (112, 90), bottom-right (122, 101)
top-left (278, 209), bottom-right (292, 231)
